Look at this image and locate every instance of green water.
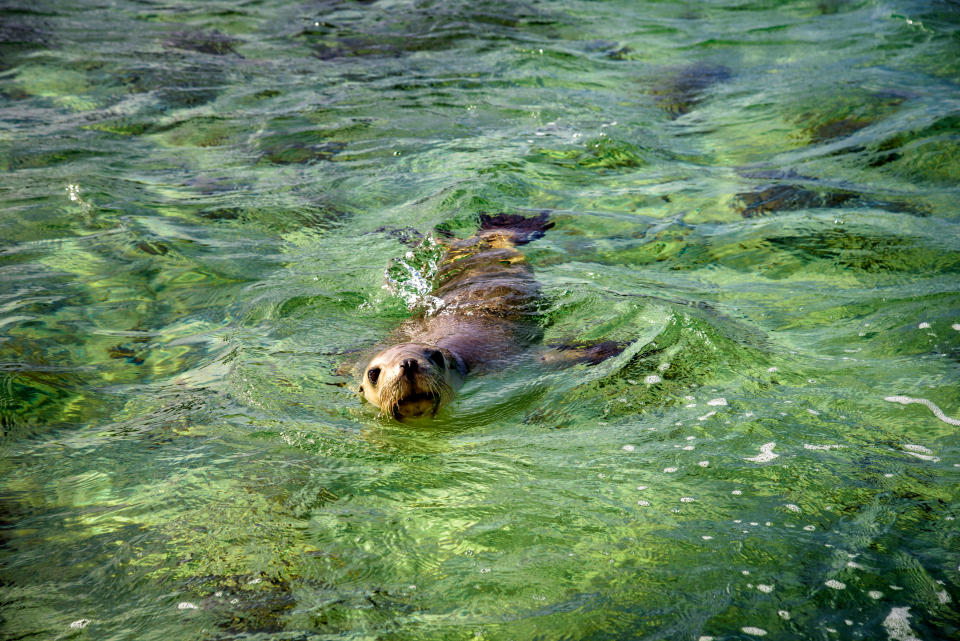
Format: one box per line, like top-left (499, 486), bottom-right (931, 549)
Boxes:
top-left (2, 0), bottom-right (959, 639)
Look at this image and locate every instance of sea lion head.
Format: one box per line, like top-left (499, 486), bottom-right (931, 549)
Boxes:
top-left (359, 343), bottom-right (464, 420)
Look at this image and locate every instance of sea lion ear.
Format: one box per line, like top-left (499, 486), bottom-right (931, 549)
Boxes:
top-left (357, 384), bottom-right (364, 394)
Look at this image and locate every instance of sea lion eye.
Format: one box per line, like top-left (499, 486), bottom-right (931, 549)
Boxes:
top-left (367, 367), bottom-right (380, 385)
top-left (428, 350), bottom-right (445, 368)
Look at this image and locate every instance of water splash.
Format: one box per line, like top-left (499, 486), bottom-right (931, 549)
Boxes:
top-left (65, 183), bottom-right (94, 214)
top-left (383, 236), bottom-right (446, 315)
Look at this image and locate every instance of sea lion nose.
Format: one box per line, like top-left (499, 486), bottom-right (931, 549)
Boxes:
top-left (400, 358), bottom-right (418, 379)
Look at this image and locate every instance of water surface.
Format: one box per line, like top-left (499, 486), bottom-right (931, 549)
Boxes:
top-left (2, 0), bottom-right (959, 639)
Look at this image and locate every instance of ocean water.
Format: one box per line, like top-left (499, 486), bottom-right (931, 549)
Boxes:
top-left (1, 0), bottom-right (959, 639)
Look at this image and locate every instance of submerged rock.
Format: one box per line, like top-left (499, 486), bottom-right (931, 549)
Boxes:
top-left (163, 30), bottom-right (242, 57)
top-left (733, 179), bottom-right (924, 218)
top-left (650, 62), bottom-right (731, 118)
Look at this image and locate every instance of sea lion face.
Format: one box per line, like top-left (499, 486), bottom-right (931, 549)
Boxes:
top-left (359, 343), bottom-right (463, 420)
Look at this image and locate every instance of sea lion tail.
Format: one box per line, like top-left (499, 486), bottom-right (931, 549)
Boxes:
top-left (478, 211), bottom-right (554, 245)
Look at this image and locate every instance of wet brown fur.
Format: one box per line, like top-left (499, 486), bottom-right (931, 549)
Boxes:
top-left (358, 216), bottom-right (549, 420)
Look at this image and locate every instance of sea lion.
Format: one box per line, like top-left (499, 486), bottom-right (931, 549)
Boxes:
top-left (358, 213), bottom-right (619, 420)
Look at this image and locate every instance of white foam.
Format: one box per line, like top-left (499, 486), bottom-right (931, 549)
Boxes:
top-left (807, 408), bottom-right (820, 416)
top-left (902, 445), bottom-right (940, 462)
top-left (731, 489), bottom-right (743, 495)
top-left (658, 362), bottom-right (670, 371)
top-left (804, 443), bottom-right (845, 450)
top-left (784, 503), bottom-right (801, 512)
top-left (803, 525), bottom-right (816, 531)
top-left (882, 607), bottom-right (920, 641)
top-left (698, 461), bottom-right (709, 467)
top-left (741, 627), bottom-right (767, 636)
top-left (178, 602), bottom-right (199, 610)
top-left (884, 396), bottom-right (960, 426)
top-left (70, 620), bottom-right (91, 630)
top-left (757, 584), bottom-right (773, 593)
top-left (698, 411), bottom-right (716, 421)
top-left (825, 579), bottom-right (846, 590)
top-left (637, 499), bottom-right (650, 506)
top-left (868, 590), bottom-right (884, 599)
top-left (952, 323), bottom-right (960, 331)
top-left (903, 443), bottom-right (933, 454)
top-left (767, 367), bottom-right (778, 373)
top-left (663, 467), bottom-right (678, 473)
top-left (918, 322), bottom-right (931, 329)
top-left (745, 442), bottom-right (778, 463)
top-left (778, 610), bottom-right (790, 620)
top-left (680, 497), bottom-right (695, 503)
top-left (622, 444), bottom-right (635, 452)
top-left (644, 374), bottom-right (662, 384)
top-left (707, 398), bottom-right (727, 406)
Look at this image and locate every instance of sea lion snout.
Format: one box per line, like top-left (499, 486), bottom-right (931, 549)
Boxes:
top-left (400, 358), bottom-right (418, 379)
